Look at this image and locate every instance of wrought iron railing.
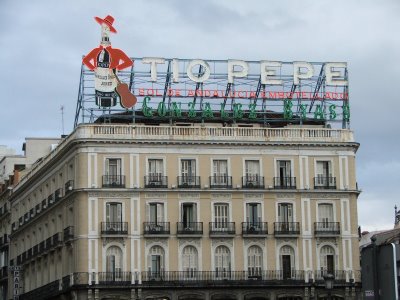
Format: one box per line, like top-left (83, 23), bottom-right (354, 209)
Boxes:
top-left (98, 272), bottom-right (132, 285)
top-left (314, 222), bottom-right (340, 235)
top-left (241, 222), bottom-right (268, 235)
top-left (209, 222), bottom-right (235, 235)
top-left (143, 222), bottom-right (170, 234)
top-left (177, 176), bottom-right (201, 188)
top-left (144, 175), bottom-right (168, 188)
top-left (102, 175), bottom-right (126, 188)
top-left (177, 222), bottom-right (203, 235)
top-left (273, 177), bottom-right (296, 189)
top-left (314, 176), bottom-right (337, 189)
top-left (65, 180), bottom-right (74, 194)
top-left (242, 175), bottom-right (265, 189)
top-left (274, 222), bottom-right (300, 235)
top-left (63, 226), bottom-right (74, 242)
top-left (101, 222), bottom-right (128, 234)
top-left (209, 175), bottom-right (232, 188)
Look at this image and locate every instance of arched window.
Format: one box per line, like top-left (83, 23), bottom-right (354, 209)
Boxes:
top-left (148, 246), bottom-right (165, 279)
top-left (215, 245), bottom-right (231, 278)
top-left (247, 245), bottom-right (263, 276)
top-left (106, 246), bottom-right (123, 281)
top-left (320, 245), bottom-right (335, 275)
top-left (279, 245), bottom-right (295, 279)
top-left (182, 246), bottom-right (198, 278)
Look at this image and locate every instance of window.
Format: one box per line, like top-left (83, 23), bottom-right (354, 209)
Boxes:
top-left (279, 245), bottom-right (295, 279)
top-left (316, 161), bottom-right (331, 178)
top-left (245, 160), bottom-right (260, 182)
top-left (182, 203), bottom-right (197, 228)
top-left (148, 159), bottom-right (164, 182)
top-left (106, 202), bottom-right (122, 231)
top-left (278, 203), bottom-right (293, 223)
top-left (148, 246), bottom-right (164, 278)
top-left (214, 203), bottom-right (229, 229)
top-left (315, 161), bottom-right (335, 188)
top-left (246, 203), bottom-right (261, 225)
top-left (320, 245), bottom-right (335, 275)
top-left (318, 204), bottom-right (333, 226)
top-left (182, 246), bottom-right (198, 278)
top-left (212, 160), bottom-right (228, 185)
top-left (247, 246), bottom-right (263, 276)
top-left (277, 160), bottom-right (291, 179)
top-left (147, 203), bottom-right (165, 232)
top-left (106, 246), bottom-right (123, 278)
top-left (215, 246), bottom-right (231, 277)
top-left (181, 159), bottom-right (196, 178)
top-left (105, 158), bottom-right (122, 186)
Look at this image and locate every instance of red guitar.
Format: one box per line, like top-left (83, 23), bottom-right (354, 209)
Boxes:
top-left (114, 72), bottom-right (137, 109)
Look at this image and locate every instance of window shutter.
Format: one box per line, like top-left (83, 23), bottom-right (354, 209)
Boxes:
top-left (117, 203), bottom-right (122, 222)
top-left (106, 203), bottom-right (110, 223)
top-left (157, 203), bottom-right (164, 223)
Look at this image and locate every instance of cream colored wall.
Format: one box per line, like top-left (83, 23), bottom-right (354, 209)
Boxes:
top-left (7, 139), bottom-right (361, 293)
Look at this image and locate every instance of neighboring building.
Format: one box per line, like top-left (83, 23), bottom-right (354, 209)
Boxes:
top-left (4, 119), bottom-right (361, 300)
top-left (360, 208), bottom-right (400, 299)
top-left (0, 138), bottom-right (60, 300)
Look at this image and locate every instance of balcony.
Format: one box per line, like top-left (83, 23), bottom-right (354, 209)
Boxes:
top-left (209, 176), bottom-right (232, 188)
top-left (314, 176), bottom-right (336, 189)
top-left (39, 241), bottom-right (45, 253)
top-left (209, 222), bottom-right (235, 236)
top-left (143, 222), bottom-right (170, 236)
top-left (242, 222), bottom-right (268, 236)
top-left (314, 270), bottom-right (347, 283)
top-left (33, 244), bottom-right (39, 256)
top-left (177, 222), bottom-right (203, 236)
top-left (274, 222), bottom-right (300, 236)
top-left (52, 232), bottom-right (63, 248)
top-left (144, 175), bottom-right (168, 188)
top-left (314, 222), bottom-right (340, 236)
top-left (45, 237), bottom-right (53, 251)
top-left (54, 188), bottom-right (63, 201)
top-left (242, 175), bottom-right (265, 189)
top-left (98, 271), bottom-right (132, 285)
top-left (48, 194), bottom-right (55, 207)
top-left (273, 177), bottom-right (296, 189)
top-left (65, 180), bottom-right (74, 194)
top-left (101, 222), bottom-right (128, 235)
top-left (177, 176), bottom-right (201, 188)
top-left (141, 270), bottom-right (306, 285)
top-left (102, 175), bottom-right (126, 188)
top-left (63, 226), bottom-right (74, 243)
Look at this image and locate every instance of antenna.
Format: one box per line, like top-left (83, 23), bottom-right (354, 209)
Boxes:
top-left (60, 105), bottom-right (65, 135)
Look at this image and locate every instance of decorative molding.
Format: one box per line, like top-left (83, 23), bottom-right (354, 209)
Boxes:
top-left (88, 192), bottom-right (139, 198)
top-left (316, 237), bottom-right (338, 246)
top-left (211, 193), bottom-right (232, 200)
top-left (102, 237), bottom-right (126, 247)
top-left (211, 238), bottom-right (233, 247)
top-left (178, 192), bottom-right (200, 199)
top-left (145, 192), bottom-right (167, 199)
top-left (178, 238), bottom-right (201, 248)
top-left (276, 239), bottom-right (297, 248)
top-left (302, 193), bottom-right (348, 199)
top-left (276, 193), bottom-right (296, 199)
top-left (145, 238), bottom-right (168, 248)
top-left (243, 193), bottom-right (264, 200)
top-left (243, 238), bottom-right (265, 247)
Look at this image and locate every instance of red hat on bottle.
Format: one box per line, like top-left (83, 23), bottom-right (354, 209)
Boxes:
top-left (94, 15), bottom-right (117, 33)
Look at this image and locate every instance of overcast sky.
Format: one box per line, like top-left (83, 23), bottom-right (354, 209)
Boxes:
top-left (1, 0), bottom-right (399, 231)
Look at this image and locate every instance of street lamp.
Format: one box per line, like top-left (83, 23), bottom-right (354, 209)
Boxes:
top-left (323, 273), bottom-right (335, 300)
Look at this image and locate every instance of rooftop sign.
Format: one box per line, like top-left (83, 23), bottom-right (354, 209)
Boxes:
top-left (77, 16), bottom-right (350, 128)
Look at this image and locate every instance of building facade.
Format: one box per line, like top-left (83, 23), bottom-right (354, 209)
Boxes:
top-left (2, 121), bottom-right (361, 300)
